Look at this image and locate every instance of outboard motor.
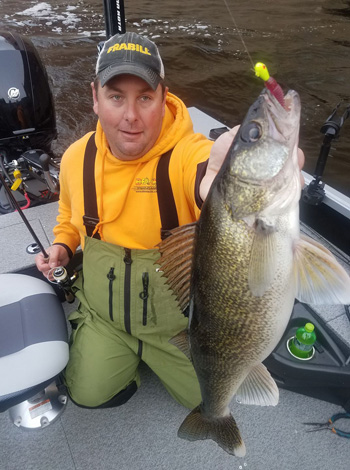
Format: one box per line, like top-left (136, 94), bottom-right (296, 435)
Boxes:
top-left (0, 31), bottom-right (59, 213)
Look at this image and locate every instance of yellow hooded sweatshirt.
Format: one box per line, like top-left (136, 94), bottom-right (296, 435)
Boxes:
top-left (53, 92), bottom-right (214, 253)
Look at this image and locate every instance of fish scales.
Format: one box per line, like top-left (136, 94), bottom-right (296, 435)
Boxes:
top-left (191, 194), bottom-right (293, 386)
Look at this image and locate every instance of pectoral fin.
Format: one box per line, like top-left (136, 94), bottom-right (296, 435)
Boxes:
top-left (169, 329), bottom-right (191, 361)
top-left (293, 235), bottom-right (350, 305)
top-left (248, 219), bottom-right (278, 297)
top-left (156, 222), bottom-right (197, 311)
top-left (235, 363), bottom-right (279, 406)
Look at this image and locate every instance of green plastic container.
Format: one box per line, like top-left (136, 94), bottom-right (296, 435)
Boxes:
top-left (288, 323), bottom-right (316, 359)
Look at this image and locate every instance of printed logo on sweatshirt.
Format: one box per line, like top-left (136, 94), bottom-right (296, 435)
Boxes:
top-left (133, 177), bottom-right (157, 193)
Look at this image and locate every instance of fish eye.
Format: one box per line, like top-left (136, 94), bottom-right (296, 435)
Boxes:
top-left (240, 122), bottom-right (262, 143)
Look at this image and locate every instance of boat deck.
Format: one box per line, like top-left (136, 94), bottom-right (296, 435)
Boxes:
top-left (1, 338), bottom-right (349, 470)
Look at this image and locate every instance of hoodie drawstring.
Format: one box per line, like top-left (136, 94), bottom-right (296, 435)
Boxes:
top-left (92, 149), bottom-right (143, 240)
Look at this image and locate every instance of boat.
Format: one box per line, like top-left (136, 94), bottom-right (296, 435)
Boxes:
top-left (0, 2), bottom-right (349, 469)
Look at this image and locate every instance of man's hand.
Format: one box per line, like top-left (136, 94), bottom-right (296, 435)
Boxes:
top-left (199, 126), bottom-right (305, 202)
top-left (35, 245), bottom-right (70, 278)
top-left (199, 126), bottom-right (240, 202)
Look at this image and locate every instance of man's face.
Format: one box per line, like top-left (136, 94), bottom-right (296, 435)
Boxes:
top-left (92, 74), bottom-right (168, 161)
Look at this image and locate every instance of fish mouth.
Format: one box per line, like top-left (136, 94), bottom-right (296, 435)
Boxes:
top-left (265, 88), bottom-right (300, 112)
top-left (264, 89), bottom-right (300, 140)
top-left (263, 88), bottom-right (301, 171)
top-left (284, 91), bottom-right (298, 112)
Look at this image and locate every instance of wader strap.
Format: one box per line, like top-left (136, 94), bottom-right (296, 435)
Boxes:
top-left (82, 136), bottom-right (178, 241)
top-left (82, 132), bottom-right (101, 239)
top-left (156, 149), bottom-right (179, 240)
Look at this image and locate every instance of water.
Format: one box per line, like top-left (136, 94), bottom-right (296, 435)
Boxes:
top-left (0, 0), bottom-right (349, 196)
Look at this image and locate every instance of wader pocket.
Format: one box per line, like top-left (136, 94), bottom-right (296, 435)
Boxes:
top-left (107, 267), bottom-right (116, 321)
top-left (140, 263), bottom-right (188, 338)
top-left (68, 306), bottom-right (89, 345)
top-left (139, 272), bottom-right (149, 326)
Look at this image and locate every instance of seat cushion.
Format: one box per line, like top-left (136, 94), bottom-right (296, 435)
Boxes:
top-left (0, 274), bottom-right (69, 396)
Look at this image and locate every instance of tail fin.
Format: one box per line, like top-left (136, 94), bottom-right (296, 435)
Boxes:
top-left (178, 405), bottom-right (246, 457)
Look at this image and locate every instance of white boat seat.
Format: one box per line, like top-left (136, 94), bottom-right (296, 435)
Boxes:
top-left (0, 273), bottom-right (69, 413)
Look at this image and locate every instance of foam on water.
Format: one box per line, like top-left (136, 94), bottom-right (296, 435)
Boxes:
top-left (16, 2), bottom-right (80, 28)
top-left (5, 1), bottom-right (101, 36)
top-left (6, 1), bottom-right (218, 41)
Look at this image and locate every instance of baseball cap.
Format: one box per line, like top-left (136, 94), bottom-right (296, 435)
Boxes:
top-left (96, 32), bottom-right (165, 90)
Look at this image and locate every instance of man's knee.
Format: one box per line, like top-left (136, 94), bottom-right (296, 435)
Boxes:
top-left (67, 380), bottom-right (138, 409)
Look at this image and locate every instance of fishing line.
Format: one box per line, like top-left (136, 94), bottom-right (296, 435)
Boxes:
top-left (222, 0), bottom-right (255, 71)
top-left (221, 0), bottom-right (286, 108)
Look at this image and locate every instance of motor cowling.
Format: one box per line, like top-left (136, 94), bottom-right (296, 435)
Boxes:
top-left (0, 31), bottom-right (57, 153)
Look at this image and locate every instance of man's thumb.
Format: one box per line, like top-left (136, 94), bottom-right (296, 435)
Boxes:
top-left (49, 252), bottom-right (60, 269)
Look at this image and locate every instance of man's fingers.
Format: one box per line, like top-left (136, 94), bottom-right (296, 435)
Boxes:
top-left (297, 148), bottom-right (305, 170)
top-left (297, 148), bottom-right (305, 187)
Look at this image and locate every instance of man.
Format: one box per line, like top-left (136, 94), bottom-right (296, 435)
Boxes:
top-left (36, 32), bottom-right (304, 410)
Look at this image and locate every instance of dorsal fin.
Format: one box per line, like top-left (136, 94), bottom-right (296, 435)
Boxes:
top-left (157, 222), bottom-right (197, 310)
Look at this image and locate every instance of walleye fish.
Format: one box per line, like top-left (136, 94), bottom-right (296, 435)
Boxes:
top-left (157, 88), bottom-right (350, 457)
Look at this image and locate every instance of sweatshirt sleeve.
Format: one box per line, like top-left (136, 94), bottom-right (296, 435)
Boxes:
top-left (52, 141), bottom-right (84, 255)
top-left (170, 133), bottom-right (214, 222)
top-left (183, 134), bottom-right (213, 220)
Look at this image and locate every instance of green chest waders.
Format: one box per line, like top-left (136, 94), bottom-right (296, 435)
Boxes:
top-left (64, 134), bottom-right (201, 409)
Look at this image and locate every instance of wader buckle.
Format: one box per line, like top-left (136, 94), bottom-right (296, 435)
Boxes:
top-left (83, 215), bottom-right (100, 229)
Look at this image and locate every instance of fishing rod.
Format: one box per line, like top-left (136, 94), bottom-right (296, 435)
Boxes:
top-left (0, 171), bottom-right (79, 301)
top-left (98, 0), bottom-right (126, 53)
top-left (0, 172), bottom-right (49, 259)
top-left (103, 0), bottom-right (126, 38)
